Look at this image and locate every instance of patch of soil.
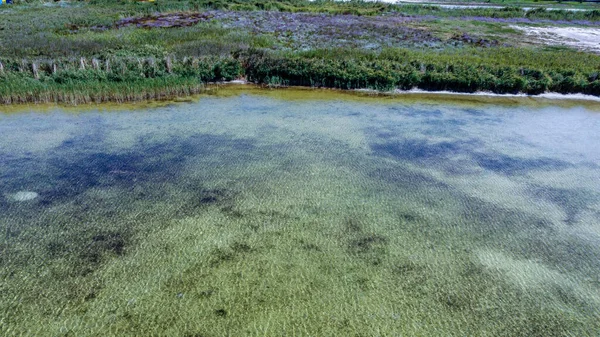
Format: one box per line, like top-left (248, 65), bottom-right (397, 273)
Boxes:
top-left (114, 12), bottom-right (214, 29)
top-left (450, 32), bottom-right (501, 47)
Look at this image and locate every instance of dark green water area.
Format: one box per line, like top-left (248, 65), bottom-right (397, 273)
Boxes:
top-left (1, 87), bottom-right (599, 336)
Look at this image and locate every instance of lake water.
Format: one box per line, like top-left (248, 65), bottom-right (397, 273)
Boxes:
top-left (1, 87), bottom-right (599, 336)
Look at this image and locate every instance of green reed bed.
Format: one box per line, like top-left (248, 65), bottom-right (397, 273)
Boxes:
top-left (0, 76), bottom-right (205, 104)
top-left (2, 46), bottom-right (599, 104)
top-left (0, 56), bottom-right (242, 104)
top-left (242, 48), bottom-right (600, 95)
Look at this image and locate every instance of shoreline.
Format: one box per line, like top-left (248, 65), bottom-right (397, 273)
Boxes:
top-left (2, 82), bottom-right (600, 111)
top-left (390, 87), bottom-right (600, 102)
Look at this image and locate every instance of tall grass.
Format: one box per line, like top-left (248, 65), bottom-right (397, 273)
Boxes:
top-left (242, 48), bottom-right (600, 95)
top-left (0, 56), bottom-right (243, 104)
top-left (1, 0), bottom-right (599, 103)
top-left (2, 46), bottom-right (599, 104)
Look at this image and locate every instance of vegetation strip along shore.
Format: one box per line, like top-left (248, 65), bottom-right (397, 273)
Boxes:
top-left (1, 48), bottom-right (599, 104)
top-left (1, 0), bottom-right (599, 103)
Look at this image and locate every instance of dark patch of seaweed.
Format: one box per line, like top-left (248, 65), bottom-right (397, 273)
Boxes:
top-left (80, 231), bottom-right (127, 265)
top-left (209, 240), bottom-right (255, 268)
top-left (38, 134), bottom-right (255, 206)
top-left (298, 238), bottom-right (322, 252)
top-left (370, 166), bottom-right (447, 191)
top-left (473, 152), bottom-right (573, 176)
top-left (529, 185), bottom-right (598, 225)
top-left (371, 138), bottom-right (480, 165)
top-left (349, 234), bottom-right (388, 255)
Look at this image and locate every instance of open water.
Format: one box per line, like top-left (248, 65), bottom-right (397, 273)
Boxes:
top-left (1, 87), bottom-right (599, 336)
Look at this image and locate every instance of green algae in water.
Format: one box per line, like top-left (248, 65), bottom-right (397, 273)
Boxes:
top-left (1, 89), bottom-right (600, 336)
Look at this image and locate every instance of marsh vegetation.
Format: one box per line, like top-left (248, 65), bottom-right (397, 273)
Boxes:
top-left (0, 0), bottom-right (599, 103)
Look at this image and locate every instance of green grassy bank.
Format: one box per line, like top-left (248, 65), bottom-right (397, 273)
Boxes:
top-left (1, 0), bottom-right (600, 104)
top-left (243, 48), bottom-right (600, 95)
top-left (0, 56), bottom-right (241, 104)
top-left (2, 47), bottom-right (599, 104)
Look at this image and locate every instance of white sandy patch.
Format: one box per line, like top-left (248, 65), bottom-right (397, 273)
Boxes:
top-left (512, 25), bottom-right (600, 53)
top-left (228, 79), bottom-right (249, 84)
top-left (6, 191), bottom-right (39, 202)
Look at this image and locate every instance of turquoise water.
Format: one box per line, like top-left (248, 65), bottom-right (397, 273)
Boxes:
top-left (1, 88), bottom-right (599, 336)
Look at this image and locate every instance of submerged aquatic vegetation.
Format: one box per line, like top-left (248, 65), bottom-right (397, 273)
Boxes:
top-left (1, 90), bottom-right (599, 335)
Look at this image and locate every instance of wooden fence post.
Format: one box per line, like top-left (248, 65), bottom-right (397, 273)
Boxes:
top-left (166, 56), bottom-right (173, 74)
top-left (32, 62), bottom-right (39, 79)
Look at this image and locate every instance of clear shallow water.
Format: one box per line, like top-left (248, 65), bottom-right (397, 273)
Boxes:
top-left (1, 87), bottom-right (599, 336)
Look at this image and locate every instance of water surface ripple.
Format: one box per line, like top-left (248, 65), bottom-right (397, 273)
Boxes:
top-left (1, 89), bottom-right (599, 336)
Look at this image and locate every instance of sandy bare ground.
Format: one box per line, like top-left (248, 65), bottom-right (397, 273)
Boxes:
top-left (378, 0), bottom-right (590, 11)
top-left (511, 25), bottom-right (600, 52)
